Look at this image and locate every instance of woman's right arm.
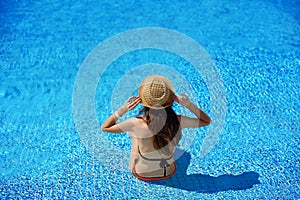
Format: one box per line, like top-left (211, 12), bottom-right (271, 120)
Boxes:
top-left (174, 93), bottom-right (211, 128)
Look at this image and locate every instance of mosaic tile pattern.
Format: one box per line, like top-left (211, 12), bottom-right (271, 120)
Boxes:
top-left (0, 0), bottom-right (299, 199)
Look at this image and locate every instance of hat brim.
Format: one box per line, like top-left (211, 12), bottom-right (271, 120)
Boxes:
top-left (138, 75), bottom-right (175, 109)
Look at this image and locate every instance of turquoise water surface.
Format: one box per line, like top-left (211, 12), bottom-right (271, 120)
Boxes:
top-left (0, 0), bottom-right (299, 199)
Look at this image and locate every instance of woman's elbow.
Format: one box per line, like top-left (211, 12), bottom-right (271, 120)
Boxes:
top-left (207, 118), bottom-right (211, 125)
top-left (206, 118), bottom-right (212, 126)
top-left (201, 118), bottom-right (211, 127)
top-left (101, 125), bottom-right (108, 132)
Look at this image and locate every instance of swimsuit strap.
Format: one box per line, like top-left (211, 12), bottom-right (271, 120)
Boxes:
top-left (132, 162), bottom-right (177, 181)
top-left (134, 146), bottom-right (175, 179)
top-left (164, 166), bottom-right (167, 176)
top-left (138, 146), bottom-right (173, 161)
top-left (138, 146), bottom-right (172, 170)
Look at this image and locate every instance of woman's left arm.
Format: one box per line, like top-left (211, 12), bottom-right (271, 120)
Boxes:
top-left (101, 96), bottom-right (141, 133)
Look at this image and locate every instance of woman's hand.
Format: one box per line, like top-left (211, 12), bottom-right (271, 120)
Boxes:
top-left (174, 93), bottom-right (192, 108)
top-left (117, 96), bottom-right (141, 117)
top-left (174, 93), bottom-right (211, 128)
top-left (101, 96), bottom-right (141, 133)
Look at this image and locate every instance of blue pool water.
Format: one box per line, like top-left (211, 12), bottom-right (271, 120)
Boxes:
top-left (1, 0), bottom-right (299, 199)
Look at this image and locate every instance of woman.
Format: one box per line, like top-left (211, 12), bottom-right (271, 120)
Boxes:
top-left (101, 75), bottom-right (211, 181)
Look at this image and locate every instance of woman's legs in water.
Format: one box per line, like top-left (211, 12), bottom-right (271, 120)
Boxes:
top-left (129, 137), bottom-right (139, 171)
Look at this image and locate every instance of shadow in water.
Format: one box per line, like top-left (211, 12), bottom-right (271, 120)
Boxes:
top-left (149, 148), bottom-right (260, 193)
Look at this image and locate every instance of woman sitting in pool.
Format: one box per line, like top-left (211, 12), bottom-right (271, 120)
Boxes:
top-left (102, 75), bottom-right (211, 181)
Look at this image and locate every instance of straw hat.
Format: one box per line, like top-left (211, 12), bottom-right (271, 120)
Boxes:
top-left (138, 75), bottom-right (175, 109)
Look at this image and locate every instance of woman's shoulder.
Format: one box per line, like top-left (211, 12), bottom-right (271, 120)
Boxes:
top-left (132, 116), bottom-right (146, 124)
top-left (115, 117), bottom-right (143, 132)
top-left (126, 117), bottom-right (148, 130)
top-left (125, 117), bottom-right (151, 138)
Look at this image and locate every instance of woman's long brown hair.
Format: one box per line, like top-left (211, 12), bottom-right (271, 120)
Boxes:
top-left (137, 106), bottom-right (181, 155)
